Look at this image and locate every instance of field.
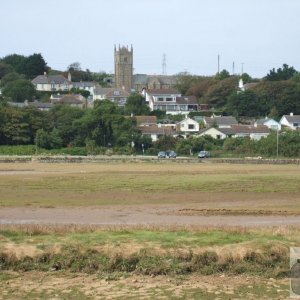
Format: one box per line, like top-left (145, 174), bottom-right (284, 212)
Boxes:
top-left (0, 161), bottom-right (300, 299)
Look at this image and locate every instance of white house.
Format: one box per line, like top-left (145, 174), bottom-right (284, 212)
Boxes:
top-left (280, 113), bottom-right (300, 130)
top-left (94, 87), bottom-right (130, 106)
top-left (145, 89), bottom-right (198, 115)
top-left (138, 124), bottom-right (174, 142)
top-left (199, 125), bottom-right (270, 140)
top-left (203, 115), bottom-right (238, 128)
top-left (176, 117), bottom-right (199, 133)
top-left (32, 73), bottom-right (72, 92)
top-left (198, 127), bottom-right (230, 140)
top-left (254, 117), bottom-right (281, 131)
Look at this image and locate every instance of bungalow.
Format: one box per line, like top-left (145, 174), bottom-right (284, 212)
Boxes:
top-left (134, 116), bottom-right (157, 126)
top-left (255, 117), bottom-right (281, 131)
top-left (176, 117), bottom-right (199, 133)
top-left (138, 124), bottom-right (174, 142)
top-left (199, 125), bottom-right (270, 140)
top-left (203, 115), bottom-right (238, 128)
top-left (280, 113), bottom-right (300, 130)
top-left (32, 73), bottom-right (72, 92)
top-left (51, 94), bottom-right (87, 109)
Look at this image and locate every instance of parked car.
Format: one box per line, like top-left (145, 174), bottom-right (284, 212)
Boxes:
top-left (168, 151), bottom-right (177, 158)
top-left (157, 151), bottom-right (167, 158)
top-left (198, 151), bottom-right (210, 158)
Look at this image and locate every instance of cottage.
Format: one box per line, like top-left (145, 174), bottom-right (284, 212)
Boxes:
top-left (51, 94), bottom-right (87, 109)
top-left (255, 117), bottom-right (281, 131)
top-left (199, 125), bottom-right (270, 140)
top-left (280, 113), bottom-right (300, 130)
top-left (94, 87), bottom-right (130, 106)
top-left (176, 117), bottom-right (199, 133)
top-left (203, 116), bottom-right (238, 128)
top-left (32, 73), bottom-right (72, 92)
top-left (138, 125), bottom-right (174, 142)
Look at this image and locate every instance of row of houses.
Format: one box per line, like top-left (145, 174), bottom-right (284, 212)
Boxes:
top-left (137, 113), bottom-right (300, 142)
top-left (31, 74), bottom-right (208, 114)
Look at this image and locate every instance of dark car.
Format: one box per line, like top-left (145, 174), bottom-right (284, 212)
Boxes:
top-left (157, 151), bottom-right (167, 158)
top-left (198, 151), bottom-right (210, 158)
top-left (168, 151), bottom-right (177, 158)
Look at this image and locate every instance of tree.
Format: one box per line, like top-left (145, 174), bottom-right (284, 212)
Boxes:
top-left (227, 90), bottom-right (264, 117)
top-left (24, 53), bottom-right (48, 79)
top-left (0, 62), bottom-right (13, 79)
top-left (1, 53), bottom-right (48, 78)
top-left (265, 64), bottom-right (297, 81)
top-left (215, 69), bottom-right (230, 80)
top-left (124, 93), bottom-right (150, 115)
top-left (68, 62), bottom-right (81, 71)
top-left (175, 73), bottom-right (200, 95)
top-left (205, 76), bottom-right (239, 108)
top-left (0, 72), bottom-right (24, 87)
top-left (2, 79), bottom-right (36, 102)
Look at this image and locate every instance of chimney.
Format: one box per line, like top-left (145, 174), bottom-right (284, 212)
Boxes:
top-left (290, 112), bottom-right (294, 116)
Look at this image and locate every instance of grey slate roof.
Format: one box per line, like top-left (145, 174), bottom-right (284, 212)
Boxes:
top-left (72, 81), bottom-right (96, 88)
top-left (32, 75), bottom-right (69, 85)
top-left (204, 116), bottom-right (238, 127)
top-left (146, 88), bottom-right (181, 95)
top-left (283, 115), bottom-right (300, 123)
top-left (133, 74), bottom-right (179, 86)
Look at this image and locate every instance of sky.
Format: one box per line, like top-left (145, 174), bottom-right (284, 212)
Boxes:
top-left (1, 0), bottom-right (300, 78)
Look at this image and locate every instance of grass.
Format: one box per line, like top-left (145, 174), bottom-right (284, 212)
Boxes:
top-left (0, 225), bottom-right (296, 277)
top-left (0, 162), bottom-right (300, 211)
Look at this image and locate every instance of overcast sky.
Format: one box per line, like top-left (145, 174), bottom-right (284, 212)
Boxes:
top-left (1, 0), bottom-right (299, 78)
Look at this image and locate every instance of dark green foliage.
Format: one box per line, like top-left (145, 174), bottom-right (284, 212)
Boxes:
top-left (215, 69), bottom-right (230, 80)
top-left (227, 90), bottom-right (265, 117)
top-left (124, 93), bottom-right (150, 116)
top-left (1, 53), bottom-right (48, 79)
top-left (2, 79), bottom-right (36, 102)
top-left (266, 64), bottom-right (297, 81)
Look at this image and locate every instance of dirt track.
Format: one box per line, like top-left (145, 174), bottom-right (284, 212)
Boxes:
top-left (1, 205), bottom-right (300, 227)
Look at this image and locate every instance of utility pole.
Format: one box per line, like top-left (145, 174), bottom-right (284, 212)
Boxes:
top-left (276, 128), bottom-right (279, 159)
top-left (232, 61), bottom-right (235, 75)
top-left (217, 54), bottom-right (220, 74)
top-left (162, 53), bottom-right (167, 75)
top-left (241, 63), bottom-right (244, 75)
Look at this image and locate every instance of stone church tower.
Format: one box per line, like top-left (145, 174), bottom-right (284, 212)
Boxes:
top-left (114, 45), bottom-right (133, 91)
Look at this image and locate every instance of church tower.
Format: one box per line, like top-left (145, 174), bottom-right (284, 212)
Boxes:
top-left (114, 45), bottom-right (133, 91)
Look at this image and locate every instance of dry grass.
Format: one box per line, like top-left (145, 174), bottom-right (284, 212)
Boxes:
top-left (0, 162), bottom-right (300, 214)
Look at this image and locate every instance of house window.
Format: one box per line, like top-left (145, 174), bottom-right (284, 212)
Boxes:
top-left (293, 123), bottom-right (300, 127)
top-left (166, 97), bottom-right (173, 102)
top-left (124, 57), bottom-right (128, 63)
top-left (188, 124), bottom-right (195, 130)
top-left (157, 97), bottom-right (164, 101)
top-left (216, 135), bottom-right (221, 139)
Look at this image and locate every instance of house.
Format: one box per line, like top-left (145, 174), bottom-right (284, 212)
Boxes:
top-left (280, 113), bottom-right (300, 130)
top-left (51, 94), bottom-right (87, 109)
top-left (203, 115), bottom-right (238, 128)
top-left (133, 74), bottom-right (179, 92)
top-left (134, 116), bottom-right (157, 126)
top-left (138, 124), bottom-right (174, 142)
top-left (7, 100), bottom-right (53, 111)
top-left (145, 89), bottom-right (199, 115)
top-left (255, 117), bottom-right (281, 131)
top-left (32, 73), bottom-right (72, 92)
top-left (72, 81), bottom-right (97, 98)
top-left (199, 125), bottom-right (270, 140)
top-left (176, 117), bottom-right (199, 133)
top-left (94, 87), bottom-right (130, 106)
